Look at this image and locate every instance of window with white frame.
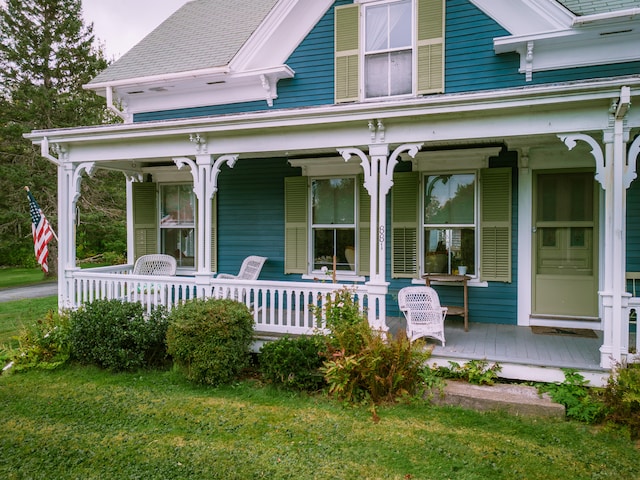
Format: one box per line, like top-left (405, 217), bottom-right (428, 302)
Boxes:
top-left (159, 184), bottom-right (195, 268)
top-left (311, 177), bottom-right (357, 273)
top-left (423, 173), bottom-right (476, 275)
top-left (364, 0), bottom-right (413, 99)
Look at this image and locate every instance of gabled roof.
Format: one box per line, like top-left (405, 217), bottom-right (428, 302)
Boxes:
top-left (558, 0), bottom-right (640, 16)
top-left (89, 0), bottom-right (279, 85)
top-left (85, 0), bottom-right (334, 121)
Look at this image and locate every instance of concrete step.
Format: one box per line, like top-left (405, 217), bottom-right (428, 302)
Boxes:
top-left (430, 381), bottom-right (566, 418)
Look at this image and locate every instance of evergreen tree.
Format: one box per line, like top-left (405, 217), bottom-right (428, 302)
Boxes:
top-left (0, 0), bottom-right (125, 272)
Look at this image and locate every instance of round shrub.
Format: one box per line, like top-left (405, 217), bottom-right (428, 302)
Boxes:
top-left (68, 299), bottom-right (169, 371)
top-left (259, 336), bottom-right (326, 391)
top-left (166, 298), bottom-right (254, 386)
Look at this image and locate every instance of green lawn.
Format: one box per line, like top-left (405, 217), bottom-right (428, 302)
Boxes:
top-left (0, 275), bottom-right (638, 478)
top-left (0, 296), bottom-right (58, 348)
top-left (1, 366), bottom-right (638, 480)
top-left (0, 266), bottom-right (50, 289)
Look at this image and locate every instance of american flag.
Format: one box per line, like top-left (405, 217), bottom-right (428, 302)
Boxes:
top-left (26, 189), bottom-right (54, 273)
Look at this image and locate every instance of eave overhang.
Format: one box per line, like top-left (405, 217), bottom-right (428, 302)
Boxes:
top-left (493, 8), bottom-right (640, 81)
top-left (29, 76), bottom-right (640, 159)
top-left (85, 64), bottom-right (295, 120)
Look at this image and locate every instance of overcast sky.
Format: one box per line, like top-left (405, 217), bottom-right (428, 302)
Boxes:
top-left (82, 0), bottom-right (190, 60)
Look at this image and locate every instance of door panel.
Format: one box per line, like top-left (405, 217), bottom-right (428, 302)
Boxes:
top-left (533, 172), bottom-right (598, 318)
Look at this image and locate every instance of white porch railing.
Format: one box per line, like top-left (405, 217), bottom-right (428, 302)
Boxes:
top-left (65, 266), bottom-right (379, 336)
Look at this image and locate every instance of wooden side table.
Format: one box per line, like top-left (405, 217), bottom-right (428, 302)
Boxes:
top-left (423, 274), bottom-right (470, 332)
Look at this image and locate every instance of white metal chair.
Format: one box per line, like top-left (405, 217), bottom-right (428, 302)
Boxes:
top-left (132, 254), bottom-right (177, 276)
top-left (398, 286), bottom-right (448, 345)
top-left (216, 255), bottom-right (267, 280)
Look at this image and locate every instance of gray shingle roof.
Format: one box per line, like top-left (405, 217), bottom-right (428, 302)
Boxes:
top-left (558, 0), bottom-right (640, 16)
top-left (89, 0), bottom-right (280, 85)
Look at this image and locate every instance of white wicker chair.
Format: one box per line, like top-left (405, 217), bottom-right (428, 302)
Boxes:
top-left (216, 256), bottom-right (267, 280)
top-left (132, 254), bottom-right (177, 276)
top-left (398, 286), bottom-right (448, 345)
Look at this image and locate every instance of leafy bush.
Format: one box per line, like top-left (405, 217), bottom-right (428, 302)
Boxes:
top-left (259, 335), bottom-right (326, 391)
top-left (4, 310), bottom-right (71, 372)
top-left (68, 299), bottom-right (169, 371)
top-left (538, 369), bottom-right (606, 424)
top-left (317, 287), bottom-right (432, 404)
top-left (603, 362), bottom-right (640, 439)
top-left (431, 359), bottom-right (502, 386)
top-left (166, 298), bottom-right (254, 386)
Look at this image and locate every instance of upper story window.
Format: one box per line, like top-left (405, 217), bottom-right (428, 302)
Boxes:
top-left (364, 0), bottom-right (413, 99)
top-left (160, 184), bottom-right (195, 268)
top-left (335, 0), bottom-right (444, 104)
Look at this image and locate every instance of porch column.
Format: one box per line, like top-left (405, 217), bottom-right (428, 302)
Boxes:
top-left (339, 123), bottom-right (422, 331)
top-left (559, 86), bottom-right (634, 368)
top-left (58, 161), bottom-right (74, 307)
top-left (174, 150), bottom-right (237, 276)
top-left (46, 136), bottom-right (95, 308)
top-left (339, 144), bottom-right (382, 328)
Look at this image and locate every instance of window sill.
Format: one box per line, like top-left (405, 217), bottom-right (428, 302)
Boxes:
top-left (302, 274), bottom-right (366, 283)
top-left (411, 277), bottom-right (488, 288)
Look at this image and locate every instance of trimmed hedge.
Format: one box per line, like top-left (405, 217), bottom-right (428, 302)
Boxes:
top-left (69, 299), bottom-right (169, 371)
top-left (259, 335), bottom-right (326, 391)
top-left (166, 298), bottom-right (254, 386)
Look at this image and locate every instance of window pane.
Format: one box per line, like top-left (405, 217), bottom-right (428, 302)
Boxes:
top-left (365, 53), bottom-right (390, 98)
top-left (366, 0), bottom-right (412, 51)
top-left (312, 178), bottom-right (355, 225)
top-left (537, 172), bottom-right (593, 222)
top-left (424, 174), bottom-right (475, 225)
top-left (161, 185), bottom-right (195, 226)
top-left (389, 50), bottom-right (412, 95)
top-left (389, 0), bottom-right (412, 49)
top-left (366, 4), bottom-right (388, 51)
top-left (424, 228), bottom-right (475, 275)
top-left (161, 228), bottom-right (195, 267)
top-left (313, 228), bottom-right (355, 271)
top-left (424, 228), bottom-right (448, 273)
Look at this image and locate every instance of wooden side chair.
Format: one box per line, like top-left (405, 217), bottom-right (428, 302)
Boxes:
top-left (397, 286), bottom-right (448, 346)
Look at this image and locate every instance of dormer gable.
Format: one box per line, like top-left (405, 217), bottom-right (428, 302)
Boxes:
top-left (471, 0), bottom-right (640, 81)
top-left (85, 0), bottom-right (334, 122)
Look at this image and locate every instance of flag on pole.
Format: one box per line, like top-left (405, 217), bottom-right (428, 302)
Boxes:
top-left (25, 187), bottom-right (54, 273)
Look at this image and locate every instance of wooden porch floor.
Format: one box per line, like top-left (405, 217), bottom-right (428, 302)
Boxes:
top-left (387, 316), bottom-right (609, 385)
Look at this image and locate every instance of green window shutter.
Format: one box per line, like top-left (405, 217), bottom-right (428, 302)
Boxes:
top-left (284, 176), bottom-right (308, 274)
top-left (417, 0), bottom-right (444, 95)
top-left (132, 182), bottom-right (157, 259)
top-left (358, 176), bottom-right (370, 276)
top-left (335, 4), bottom-right (360, 103)
top-left (480, 167), bottom-right (512, 282)
top-left (392, 172), bottom-right (419, 278)
top-left (211, 196), bottom-right (217, 272)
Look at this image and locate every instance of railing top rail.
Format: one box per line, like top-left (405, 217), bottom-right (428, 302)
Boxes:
top-left (70, 269), bottom-right (370, 293)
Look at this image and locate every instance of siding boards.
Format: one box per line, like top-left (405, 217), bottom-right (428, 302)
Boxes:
top-left (445, 0), bottom-right (522, 92)
top-left (216, 157), bottom-right (296, 280)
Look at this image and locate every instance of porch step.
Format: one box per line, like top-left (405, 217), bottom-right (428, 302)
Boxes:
top-left (430, 381), bottom-right (565, 418)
